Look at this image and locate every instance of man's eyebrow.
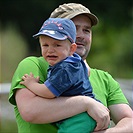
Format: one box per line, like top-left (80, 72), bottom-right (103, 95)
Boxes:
top-left (85, 25), bottom-right (91, 29)
top-left (75, 24), bottom-right (91, 28)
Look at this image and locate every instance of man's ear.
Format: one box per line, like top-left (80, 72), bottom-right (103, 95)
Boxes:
top-left (70, 43), bottom-right (77, 55)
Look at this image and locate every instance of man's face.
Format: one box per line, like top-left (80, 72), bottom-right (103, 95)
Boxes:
top-left (72, 15), bottom-right (92, 60)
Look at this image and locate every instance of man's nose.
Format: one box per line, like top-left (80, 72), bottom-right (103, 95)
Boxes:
top-left (76, 29), bottom-right (84, 38)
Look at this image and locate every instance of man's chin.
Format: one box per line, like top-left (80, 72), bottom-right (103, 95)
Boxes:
top-left (76, 48), bottom-right (85, 55)
top-left (75, 52), bottom-right (84, 58)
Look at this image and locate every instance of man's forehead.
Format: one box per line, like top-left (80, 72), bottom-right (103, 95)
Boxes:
top-left (74, 24), bottom-right (91, 29)
top-left (72, 14), bottom-right (92, 28)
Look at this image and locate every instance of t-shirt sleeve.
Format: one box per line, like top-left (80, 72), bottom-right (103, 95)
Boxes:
top-left (106, 73), bottom-right (129, 106)
top-left (44, 66), bottom-right (77, 97)
top-left (90, 69), bottom-right (129, 107)
top-left (8, 57), bottom-right (48, 105)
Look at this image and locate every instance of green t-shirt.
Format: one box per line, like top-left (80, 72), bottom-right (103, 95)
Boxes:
top-left (8, 56), bottom-right (128, 133)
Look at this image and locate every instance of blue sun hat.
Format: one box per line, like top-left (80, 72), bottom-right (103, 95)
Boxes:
top-left (33, 18), bottom-right (76, 43)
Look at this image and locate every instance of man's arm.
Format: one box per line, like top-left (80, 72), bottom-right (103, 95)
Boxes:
top-left (15, 88), bottom-right (89, 123)
top-left (15, 88), bottom-right (110, 130)
top-left (108, 104), bottom-right (133, 133)
top-left (93, 104), bottom-right (133, 133)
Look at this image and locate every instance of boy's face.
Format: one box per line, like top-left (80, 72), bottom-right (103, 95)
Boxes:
top-left (39, 35), bottom-right (77, 66)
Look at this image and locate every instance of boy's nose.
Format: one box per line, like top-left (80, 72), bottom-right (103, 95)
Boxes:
top-left (48, 47), bottom-right (55, 53)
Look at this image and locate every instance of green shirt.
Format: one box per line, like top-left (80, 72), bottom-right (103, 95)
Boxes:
top-left (8, 56), bottom-right (128, 133)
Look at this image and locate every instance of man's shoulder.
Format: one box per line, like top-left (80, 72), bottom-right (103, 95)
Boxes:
top-left (20, 56), bottom-right (47, 64)
top-left (18, 56), bottom-right (49, 69)
top-left (21, 56), bottom-right (44, 62)
top-left (90, 68), bottom-right (107, 74)
top-left (90, 68), bottom-right (111, 78)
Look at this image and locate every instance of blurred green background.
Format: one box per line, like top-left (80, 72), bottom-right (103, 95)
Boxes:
top-left (0, 0), bottom-right (133, 132)
top-left (1, 0), bottom-right (133, 83)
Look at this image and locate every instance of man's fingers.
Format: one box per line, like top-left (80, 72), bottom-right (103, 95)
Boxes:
top-left (94, 114), bottom-right (110, 131)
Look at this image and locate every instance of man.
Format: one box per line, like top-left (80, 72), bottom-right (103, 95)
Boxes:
top-left (9, 3), bottom-right (133, 133)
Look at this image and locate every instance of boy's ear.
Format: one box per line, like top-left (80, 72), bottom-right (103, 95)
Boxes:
top-left (70, 43), bottom-right (77, 55)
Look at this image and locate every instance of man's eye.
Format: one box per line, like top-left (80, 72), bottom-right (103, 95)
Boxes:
top-left (84, 29), bottom-right (90, 33)
top-left (56, 44), bottom-right (61, 47)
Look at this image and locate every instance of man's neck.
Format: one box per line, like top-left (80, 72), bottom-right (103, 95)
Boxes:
top-left (84, 60), bottom-right (90, 76)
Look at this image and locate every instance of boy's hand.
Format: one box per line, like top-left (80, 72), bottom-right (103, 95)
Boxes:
top-left (20, 73), bottom-right (40, 88)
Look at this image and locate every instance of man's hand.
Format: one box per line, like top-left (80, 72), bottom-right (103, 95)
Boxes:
top-left (85, 98), bottom-right (110, 131)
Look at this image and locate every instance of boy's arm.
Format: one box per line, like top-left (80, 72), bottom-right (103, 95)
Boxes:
top-left (20, 73), bottom-right (55, 98)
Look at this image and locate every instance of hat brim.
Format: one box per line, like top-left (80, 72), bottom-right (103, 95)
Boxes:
top-left (64, 12), bottom-right (98, 26)
top-left (33, 30), bottom-right (67, 41)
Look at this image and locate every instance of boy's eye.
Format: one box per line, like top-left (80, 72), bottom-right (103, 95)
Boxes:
top-left (43, 44), bottom-right (48, 47)
top-left (56, 44), bottom-right (61, 47)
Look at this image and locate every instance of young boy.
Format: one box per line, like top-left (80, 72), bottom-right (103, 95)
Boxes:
top-left (20, 18), bottom-right (99, 132)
